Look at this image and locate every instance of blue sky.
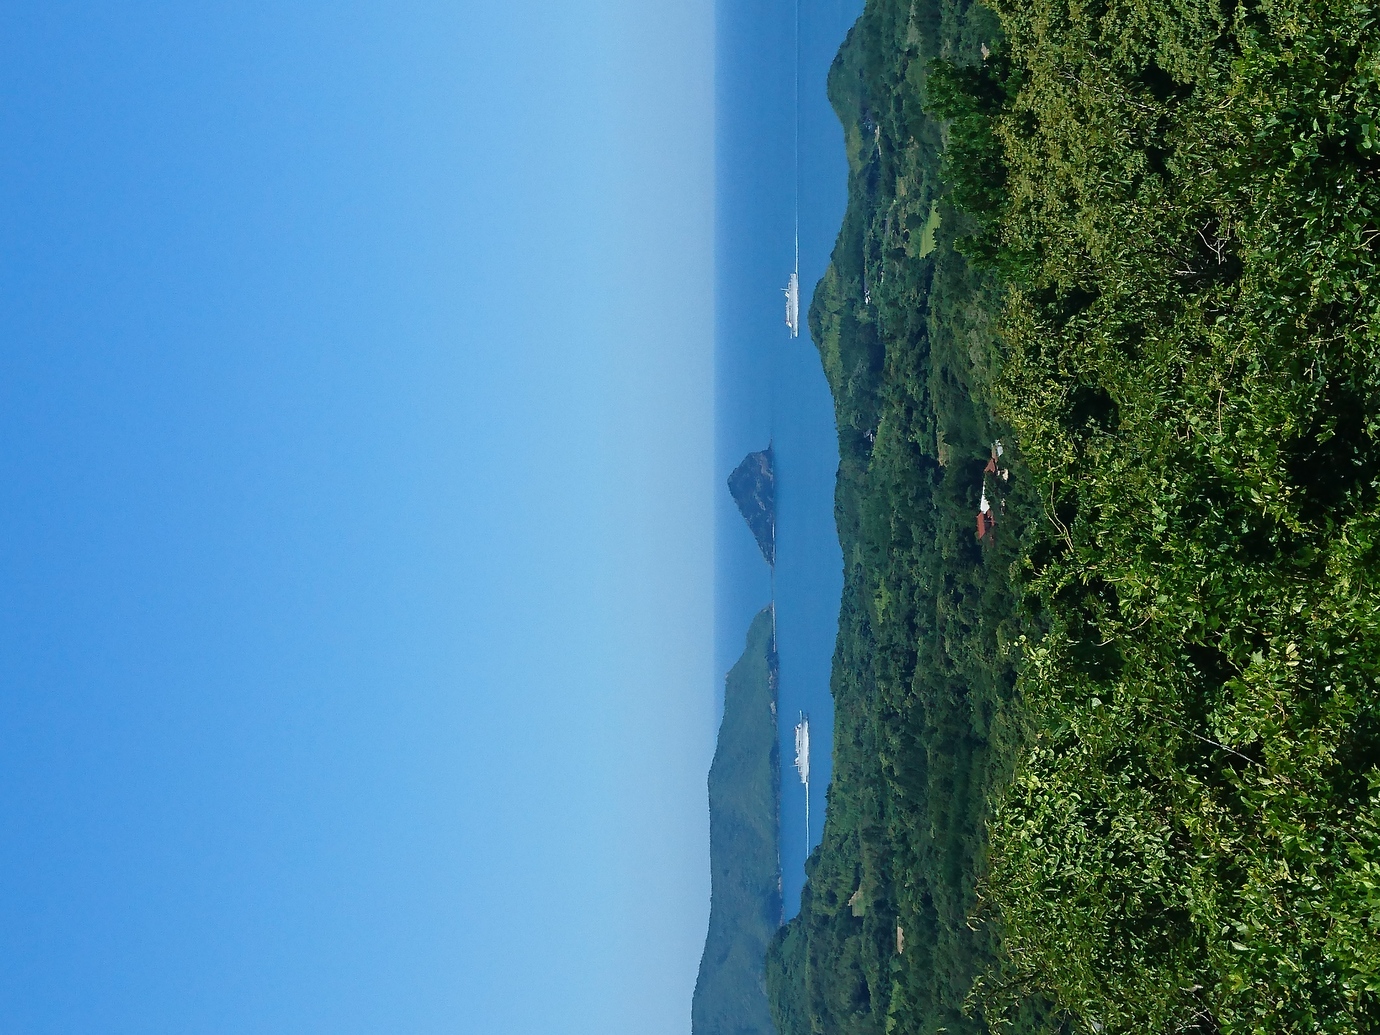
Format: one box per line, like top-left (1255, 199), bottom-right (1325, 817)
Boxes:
top-left (0, 3), bottom-right (715, 1032)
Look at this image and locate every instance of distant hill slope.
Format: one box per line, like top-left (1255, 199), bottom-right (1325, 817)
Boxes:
top-left (764, 1), bottom-right (1052, 1032)
top-left (692, 606), bottom-right (781, 1035)
top-left (728, 447), bottom-right (775, 566)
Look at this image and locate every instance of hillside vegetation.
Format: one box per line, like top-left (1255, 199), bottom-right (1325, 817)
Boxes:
top-left (694, 606), bottom-right (782, 1035)
top-left (767, 0), bottom-right (1047, 1031)
top-left (768, 0), bottom-right (1380, 1031)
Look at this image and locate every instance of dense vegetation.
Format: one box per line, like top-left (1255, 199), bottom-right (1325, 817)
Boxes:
top-left (765, 0), bottom-right (1380, 1031)
top-left (964, 0), bottom-right (1380, 1029)
top-left (694, 606), bottom-right (782, 1035)
top-left (766, 0), bottom-right (1046, 1031)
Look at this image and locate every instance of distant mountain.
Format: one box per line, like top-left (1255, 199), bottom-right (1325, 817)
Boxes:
top-left (692, 606), bottom-right (781, 1035)
top-left (729, 447), bottom-right (775, 566)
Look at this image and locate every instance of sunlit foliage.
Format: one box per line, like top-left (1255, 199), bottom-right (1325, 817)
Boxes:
top-left (768, 0), bottom-right (1380, 1030)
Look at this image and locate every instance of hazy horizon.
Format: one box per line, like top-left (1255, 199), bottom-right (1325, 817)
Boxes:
top-left (0, 3), bottom-right (715, 1033)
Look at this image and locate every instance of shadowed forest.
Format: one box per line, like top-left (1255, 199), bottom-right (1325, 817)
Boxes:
top-left (760, 0), bottom-right (1380, 1031)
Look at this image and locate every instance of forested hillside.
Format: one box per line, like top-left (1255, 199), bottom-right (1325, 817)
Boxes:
top-left (769, 0), bottom-right (1380, 1031)
top-left (694, 606), bottom-right (782, 1035)
top-left (766, 1), bottom-right (1049, 1031)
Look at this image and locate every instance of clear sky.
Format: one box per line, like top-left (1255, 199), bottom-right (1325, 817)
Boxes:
top-left (0, 3), bottom-right (715, 1033)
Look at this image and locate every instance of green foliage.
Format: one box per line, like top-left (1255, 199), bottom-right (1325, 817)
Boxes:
top-left (766, 0), bottom-right (1058, 1031)
top-left (925, 53), bottom-right (1018, 239)
top-left (695, 607), bottom-right (782, 1035)
top-left (944, 0), bottom-right (1380, 1029)
top-left (769, 0), bottom-right (1380, 1030)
